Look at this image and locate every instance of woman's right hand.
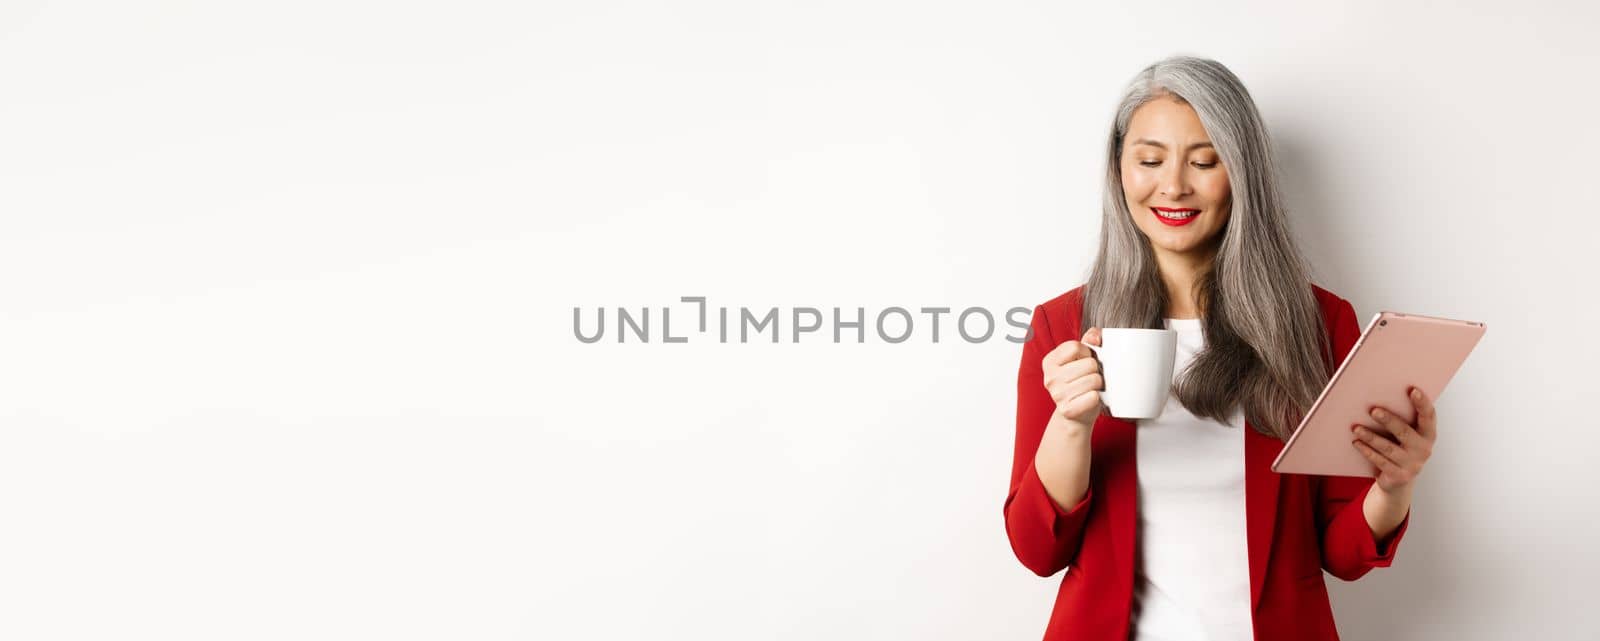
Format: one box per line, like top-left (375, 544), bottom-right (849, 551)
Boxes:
top-left (1040, 326), bottom-right (1106, 432)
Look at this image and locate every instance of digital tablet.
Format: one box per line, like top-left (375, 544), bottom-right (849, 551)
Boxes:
top-left (1272, 311), bottom-right (1486, 477)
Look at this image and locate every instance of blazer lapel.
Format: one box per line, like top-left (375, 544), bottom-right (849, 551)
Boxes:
top-left (1245, 422), bottom-right (1283, 612)
top-left (1100, 414), bottom-right (1139, 597)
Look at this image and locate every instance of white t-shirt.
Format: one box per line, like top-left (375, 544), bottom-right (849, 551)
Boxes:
top-left (1128, 317), bottom-right (1253, 641)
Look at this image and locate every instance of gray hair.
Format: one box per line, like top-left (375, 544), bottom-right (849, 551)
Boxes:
top-left (1081, 55), bottom-right (1333, 440)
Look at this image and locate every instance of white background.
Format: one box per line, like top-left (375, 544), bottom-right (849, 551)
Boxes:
top-left (2, 1), bottom-right (1596, 639)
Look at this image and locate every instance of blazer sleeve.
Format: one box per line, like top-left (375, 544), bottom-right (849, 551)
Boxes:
top-left (1003, 304), bottom-right (1094, 577)
top-left (1314, 296), bottom-right (1413, 581)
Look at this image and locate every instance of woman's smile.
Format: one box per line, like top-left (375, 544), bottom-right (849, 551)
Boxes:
top-left (1152, 206), bottom-right (1201, 226)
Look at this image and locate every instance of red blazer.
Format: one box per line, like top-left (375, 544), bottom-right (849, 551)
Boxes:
top-left (1004, 284), bottom-right (1411, 641)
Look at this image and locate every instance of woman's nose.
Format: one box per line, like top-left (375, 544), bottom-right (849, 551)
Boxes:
top-left (1159, 167), bottom-right (1191, 198)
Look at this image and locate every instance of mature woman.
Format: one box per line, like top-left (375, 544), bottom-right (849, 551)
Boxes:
top-left (1003, 56), bottom-right (1436, 641)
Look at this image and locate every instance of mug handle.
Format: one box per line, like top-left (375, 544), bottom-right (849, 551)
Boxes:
top-left (1080, 328), bottom-right (1103, 357)
top-left (1081, 342), bottom-right (1111, 415)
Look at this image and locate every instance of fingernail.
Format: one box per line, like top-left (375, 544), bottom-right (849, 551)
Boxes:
top-left (1411, 389), bottom-right (1421, 399)
top-left (1372, 408), bottom-right (1384, 419)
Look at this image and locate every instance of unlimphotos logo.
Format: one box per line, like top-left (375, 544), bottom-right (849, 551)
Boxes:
top-left (573, 296), bottom-right (1035, 344)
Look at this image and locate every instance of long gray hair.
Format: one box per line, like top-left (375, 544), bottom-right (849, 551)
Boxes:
top-left (1081, 56), bottom-right (1333, 440)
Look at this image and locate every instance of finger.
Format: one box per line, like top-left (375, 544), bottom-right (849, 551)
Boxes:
top-left (1409, 387), bottom-right (1438, 441)
top-left (1352, 439), bottom-right (1404, 476)
top-left (1352, 425), bottom-right (1410, 465)
top-left (1045, 356), bottom-right (1101, 387)
top-left (1060, 389), bottom-right (1103, 421)
top-left (1049, 372), bottom-right (1104, 406)
top-left (1367, 406), bottom-right (1426, 450)
top-left (1043, 364), bottom-right (1094, 399)
top-left (1042, 338), bottom-right (1093, 369)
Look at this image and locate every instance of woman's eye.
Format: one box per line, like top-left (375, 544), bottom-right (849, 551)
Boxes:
top-left (1139, 160), bottom-right (1161, 167)
top-left (1193, 162), bottom-right (1218, 169)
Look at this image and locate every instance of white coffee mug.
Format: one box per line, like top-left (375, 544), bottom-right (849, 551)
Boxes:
top-left (1084, 328), bottom-right (1178, 420)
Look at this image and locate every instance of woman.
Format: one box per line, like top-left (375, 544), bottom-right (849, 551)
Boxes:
top-left (1003, 56), bottom-right (1435, 641)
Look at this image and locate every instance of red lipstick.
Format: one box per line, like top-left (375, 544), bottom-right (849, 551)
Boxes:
top-left (1151, 207), bottom-right (1200, 227)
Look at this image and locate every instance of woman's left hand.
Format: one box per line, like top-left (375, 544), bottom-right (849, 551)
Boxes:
top-left (1351, 387), bottom-right (1437, 495)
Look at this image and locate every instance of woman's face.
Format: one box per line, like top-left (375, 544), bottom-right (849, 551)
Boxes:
top-left (1120, 95), bottom-right (1232, 261)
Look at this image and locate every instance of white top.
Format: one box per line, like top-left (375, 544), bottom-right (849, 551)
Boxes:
top-left (1128, 317), bottom-right (1252, 641)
